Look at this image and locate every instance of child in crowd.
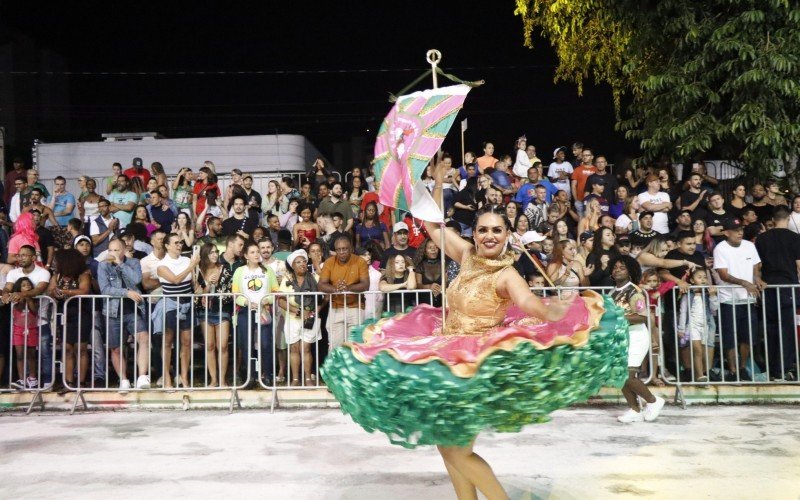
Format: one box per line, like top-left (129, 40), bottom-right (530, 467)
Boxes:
top-left (11, 277), bottom-right (39, 389)
top-left (676, 267), bottom-right (718, 382)
top-left (640, 269), bottom-right (674, 386)
top-left (540, 237), bottom-right (554, 267)
top-left (527, 272), bottom-right (547, 297)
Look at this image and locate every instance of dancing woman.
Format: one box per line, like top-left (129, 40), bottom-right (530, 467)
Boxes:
top-left (321, 160), bottom-right (629, 499)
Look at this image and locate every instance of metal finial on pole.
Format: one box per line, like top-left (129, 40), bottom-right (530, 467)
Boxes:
top-left (426, 50), bottom-right (441, 89)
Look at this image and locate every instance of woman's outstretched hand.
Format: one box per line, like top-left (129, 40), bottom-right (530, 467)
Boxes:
top-left (545, 294), bottom-right (576, 323)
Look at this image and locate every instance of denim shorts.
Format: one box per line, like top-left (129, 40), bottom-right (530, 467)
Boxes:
top-left (106, 312), bottom-right (148, 349)
top-left (197, 311), bottom-right (231, 326)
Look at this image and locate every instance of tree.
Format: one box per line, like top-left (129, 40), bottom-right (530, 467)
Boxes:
top-left (515, 0), bottom-right (800, 180)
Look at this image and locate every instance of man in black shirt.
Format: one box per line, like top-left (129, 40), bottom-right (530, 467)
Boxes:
top-left (705, 192), bottom-right (735, 244)
top-left (585, 155), bottom-right (619, 205)
top-left (670, 210), bottom-right (693, 238)
top-left (380, 221), bottom-right (416, 269)
top-left (755, 205), bottom-right (800, 380)
top-left (221, 196), bottom-right (259, 238)
top-left (30, 209), bottom-right (56, 269)
top-left (750, 183), bottom-right (774, 223)
top-left (658, 230), bottom-right (709, 379)
top-left (629, 211), bottom-right (658, 248)
top-left (677, 172), bottom-right (708, 221)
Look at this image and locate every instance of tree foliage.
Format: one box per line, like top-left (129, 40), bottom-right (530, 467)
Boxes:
top-left (515, 0), bottom-right (800, 178)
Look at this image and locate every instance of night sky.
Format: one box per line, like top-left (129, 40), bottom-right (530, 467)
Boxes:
top-left (1, 1), bottom-right (637, 167)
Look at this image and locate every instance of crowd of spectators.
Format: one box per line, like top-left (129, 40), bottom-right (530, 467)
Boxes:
top-left (0, 142), bottom-right (799, 391)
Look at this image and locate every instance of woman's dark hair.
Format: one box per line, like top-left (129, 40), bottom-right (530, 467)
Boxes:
top-left (126, 222), bottom-right (148, 242)
top-left (53, 248), bottom-right (88, 278)
top-left (199, 242), bottom-right (218, 273)
top-left (513, 213), bottom-right (529, 232)
top-left (297, 201), bottom-right (314, 218)
top-left (471, 205), bottom-right (513, 232)
top-left (206, 170), bottom-right (218, 185)
top-left (348, 176), bottom-right (366, 197)
top-left (308, 241), bottom-right (330, 261)
top-left (414, 237), bottom-right (440, 266)
top-left (134, 204), bottom-right (151, 223)
top-left (11, 277), bottom-right (34, 293)
top-left (609, 254), bottom-right (642, 286)
top-left (591, 226), bottom-right (620, 258)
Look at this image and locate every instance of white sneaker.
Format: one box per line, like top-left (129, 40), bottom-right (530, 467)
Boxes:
top-left (156, 376), bottom-right (164, 387)
top-left (617, 409), bottom-right (644, 423)
top-left (644, 397), bottom-right (665, 422)
top-left (136, 375), bottom-right (151, 390)
top-left (26, 377), bottom-right (39, 389)
top-left (119, 379), bottom-right (131, 394)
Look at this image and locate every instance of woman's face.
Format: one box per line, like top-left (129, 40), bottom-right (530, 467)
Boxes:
top-left (259, 241), bottom-right (274, 260)
top-left (658, 169), bottom-right (669, 182)
top-left (366, 204), bottom-right (377, 218)
top-left (582, 237), bottom-right (594, 251)
top-left (425, 240), bottom-right (438, 259)
top-left (589, 198), bottom-right (601, 213)
top-left (300, 208), bottom-right (312, 220)
top-left (135, 206), bottom-right (147, 220)
top-left (208, 248), bottom-right (219, 264)
top-left (147, 179), bottom-right (158, 190)
top-left (393, 255), bottom-right (407, 273)
top-left (252, 227), bottom-right (265, 241)
top-left (246, 245), bottom-right (261, 265)
top-left (693, 220), bottom-right (706, 233)
top-left (505, 204), bottom-right (518, 221)
top-left (601, 228), bottom-right (616, 247)
top-left (268, 181), bottom-right (278, 194)
top-left (289, 200), bottom-right (299, 212)
top-left (352, 177), bottom-right (361, 188)
top-left (20, 280), bottom-right (33, 292)
top-left (564, 242), bottom-right (577, 261)
top-left (474, 213), bottom-right (510, 259)
top-left (76, 241), bottom-right (92, 257)
top-left (78, 177), bottom-right (87, 188)
top-left (734, 185), bottom-right (746, 198)
top-left (87, 179), bottom-right (96, 192)
top-left (292, 256), bottom-right (308, 275)
top-left (515, 216), bottom-right (529, 233)
top-left (556, 220), bottom-right (568, 235)
top-left (177, 213), bottom-right (189, 227)
top-left (616, 186), bottom-right (628, 200)
top-left (518, 139), bottom-right (527, 150)
top-left (308, 244), bottom-right (322, 260)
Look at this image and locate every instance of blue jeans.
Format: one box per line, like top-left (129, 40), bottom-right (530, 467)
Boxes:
top-left (236, 310), bottom-right (274, 384)
top-left (39, 324), bottom-right (53, 386)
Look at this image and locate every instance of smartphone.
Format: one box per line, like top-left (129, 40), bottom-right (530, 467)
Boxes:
top-left (192, 245), bottom-right (200, 258)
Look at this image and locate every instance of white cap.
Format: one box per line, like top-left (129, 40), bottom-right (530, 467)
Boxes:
top-left (393, 221), bottom-right (409, 233)
top-left (286, 249), bottom-right (308, 268)
top-left (520, 231), bottom-right (546, 245)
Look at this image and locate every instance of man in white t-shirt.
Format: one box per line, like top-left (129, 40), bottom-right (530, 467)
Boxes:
top-left (713, 218), bottom-right (763, 381)
top-left (140, 230), bottom-right (167, 295)
top-left (636, 174), bottom-right (672, 234)
top-left (2, 245), bottom-right (52, 387)
top-left (548, 147), bottom-right (573, 198)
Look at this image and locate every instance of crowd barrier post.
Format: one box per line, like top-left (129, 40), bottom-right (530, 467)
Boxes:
top-left (3, 295), bottom-right (58, 414)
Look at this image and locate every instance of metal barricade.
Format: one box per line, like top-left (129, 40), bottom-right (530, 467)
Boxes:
top-left (259, 289), bottom-right (434, 410)
top-left (662, 284), bottom-right (800, 391)
top-left (60, 293), bottom-right (251, 413)
top-left (2, 295), bottom-right (58, 413)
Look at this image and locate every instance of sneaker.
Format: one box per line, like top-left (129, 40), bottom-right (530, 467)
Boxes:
top-left (11, 379), bottom-right (25, 390)
top-left (156, 376), bottom-right (164, 387)
top-left (617, 409), bottom-right (644, 423)
top-left (785, 370), bottom-right (797, 382)
top-left (26, 377), bottom-right (39, 389)
top-left (709, 368), bottom-right (722, 382)
top-left (644, 397), bottom-right (665, 422)
top-left (136, 375), bottom-right (151, 390)
top-left (119, 379), bottom-right (131, 393)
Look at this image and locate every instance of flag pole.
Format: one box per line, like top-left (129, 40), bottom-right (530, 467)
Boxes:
top-left (426, 49), bottom-right (447, 332)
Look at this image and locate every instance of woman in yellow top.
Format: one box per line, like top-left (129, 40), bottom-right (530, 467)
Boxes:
top-left (232, 241), bottom-right (278, 386)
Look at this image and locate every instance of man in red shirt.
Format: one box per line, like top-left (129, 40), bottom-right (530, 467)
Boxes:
top-left (123, 157), bottom-right (151, 186)
top-left (570, 148), bottom-right (597, 217)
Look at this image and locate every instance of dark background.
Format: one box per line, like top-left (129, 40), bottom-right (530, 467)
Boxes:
top-left (0, 1), bottom-right (638, 170)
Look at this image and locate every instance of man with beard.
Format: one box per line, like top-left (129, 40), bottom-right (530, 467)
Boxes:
top-left (221, 196), bottom-right (259, 238)
top-left (670, 210), bottom-right (694, 239)
top-left (677, 172), bottom-right (708, 221)
top-left (108, 175), bottom-right (138, 228)
top-left (750, 183), bottom-right (774, 223)
top-left (199, 216), bottom-right (226, 253)
top-left (317, 182), bottom-right (353, 232)
top-left (29, 209), bottom-right (57, 270)
top-left (21, 187), bottom-right (59, 227)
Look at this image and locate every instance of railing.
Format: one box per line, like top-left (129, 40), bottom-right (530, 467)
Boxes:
top-left (4, 284), bottom-right (800, 414)
top-left (661, 285), bottom-right (800, 389)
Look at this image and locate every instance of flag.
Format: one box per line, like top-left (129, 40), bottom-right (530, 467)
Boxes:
top-left (373, 84), bottom-right (470, 223)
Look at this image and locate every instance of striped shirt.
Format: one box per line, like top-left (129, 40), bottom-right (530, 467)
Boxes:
top-left (157, 255), bottom-right (194, 295)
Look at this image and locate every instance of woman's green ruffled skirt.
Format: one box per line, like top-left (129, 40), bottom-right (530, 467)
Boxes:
top-left (321, 295), bottom-right (629, 448)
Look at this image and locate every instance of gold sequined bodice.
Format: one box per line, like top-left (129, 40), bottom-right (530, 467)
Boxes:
top-left (443, 251), bottom-right (514, 336)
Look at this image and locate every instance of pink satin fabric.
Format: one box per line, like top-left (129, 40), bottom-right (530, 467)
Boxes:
top-left (351, 297), bottom-right (592, 367)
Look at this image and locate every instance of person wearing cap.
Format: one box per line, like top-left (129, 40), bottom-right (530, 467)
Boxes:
top-left (124, 157), bottom-right (152, 186)
top-left (616, 236), bottom-right (632, 256)
top-left (547, 147), bottom-right (573, 198)
top-left (713, 218), bottom-right (763, 382)
top-left (586, 155), bottom-right (619, 205)
top-left (276, 249), bottom-right (324, 386)
top-left (670, 210), bottom-right (694, 239)
top-left (585, 177), bottom-right (610, 214)
top-left (380, 221), bottom-right (416, 268)
top-left (629, 211), bottom-right (658, 248)
top-left (514, 231), bottom-right (547, 281)
top-left (637, 174), bottom-right (672, 234)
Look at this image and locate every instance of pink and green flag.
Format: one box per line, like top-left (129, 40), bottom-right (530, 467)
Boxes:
top-left (373, 84), bottom-right (470, 222)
